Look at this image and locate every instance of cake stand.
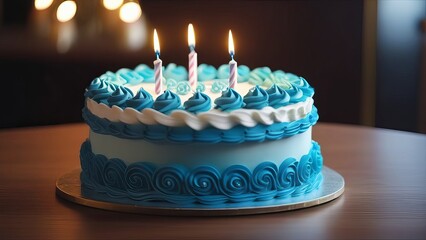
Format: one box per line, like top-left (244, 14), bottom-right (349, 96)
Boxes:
top-left (56, 166), bottom-right (344, 216)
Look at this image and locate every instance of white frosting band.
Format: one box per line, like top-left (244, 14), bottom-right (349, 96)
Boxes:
top-left (86, 97), bottom-right (314, 130)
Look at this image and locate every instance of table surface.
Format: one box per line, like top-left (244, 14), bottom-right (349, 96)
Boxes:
top-left (1, 123), bottom-right (425, 239)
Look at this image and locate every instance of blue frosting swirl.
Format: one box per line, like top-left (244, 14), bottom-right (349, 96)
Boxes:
top-left (264, 71), bottom-right (292, 89)
top-left (176, 81), bottom-right (191, 95)
top-left (153, 90), bottom-right (182, 114)
top-left (211, 80), bottom-right (228, 93)
top-left (221, 165), bottom-right (252, 199)
top-left (292, 77), bottom-right (315, 97)
top-left (86, 78), bottom-right (113, 103)
top-left (153, 165), bottom-right (186, 195)
top-left (266, 84), bottom-right (291, 108)
top-left (99, 71), bottom-right (117, 82)
top-left (166, 78), bottom-right (178, 91)
top-left (184, 92), bottom-right (211, 114)
top-left (125, 162), bottom-right (155, 195)
top-left (297, 154), bottom-right (314, 184)
top-left (134, 64), bottom-right (155, 83)
top-left (287, 83), bottom-right (306, 103)
top-left (276, 157), bottom-right (298, 198)
top-left (248, 67), bottom-right (272, 85)
top-left (103, 159), bottom-right (127, 193)
top-left (251, 162), bottom-right (278, 194)
top-left (197, 64), bottom-right (217, 81)
top-left (126, 88), bottom-right (153, 111)
top-left (107, 86), bottom-right (133, 108)
top-left (196, 82), bottom-right (206, 92)
top-left (187, 166), bottom-right (221, 195)
top-left (164, 63), bottom-right (188, 81)
top-left (243, 86), bottom-right (269, 109)
top-left (117, 68), bottom-right (144, 85)
top-left (214, 88), bottom-right (245, 111)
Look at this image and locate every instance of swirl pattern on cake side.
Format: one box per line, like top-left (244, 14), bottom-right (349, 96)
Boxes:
top-left (80, 141), bottom-right (323, 206)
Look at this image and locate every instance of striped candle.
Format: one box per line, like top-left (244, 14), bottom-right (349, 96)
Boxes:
top-left (188, 24), bottom-right (198, 89)
top-left (153, 29), bottom-right (163, 95)
top-left (228, 30), bottom-right (237, 89)
top-left (154, 58), bottom-right (162, 94)
top-left (229, 59), bottom-right (237, 89)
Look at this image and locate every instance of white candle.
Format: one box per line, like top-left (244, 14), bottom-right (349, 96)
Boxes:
top-left (228, 30), bottom-right (237, 89)
top-left (188, 24), bottom-right (198, 89)
top-left (153, 29), bottom-right (163, 95)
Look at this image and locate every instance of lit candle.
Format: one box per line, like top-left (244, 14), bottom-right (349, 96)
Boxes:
top-left (228, 30), bottom-right (237, 89)
top-left (188, 23), bottom-right (198, 89)
top-left (153, 29), bottom-right (163, 95)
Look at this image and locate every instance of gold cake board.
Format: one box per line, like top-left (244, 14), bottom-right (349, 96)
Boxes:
top-left (56, 166), bottom-right (344, 216)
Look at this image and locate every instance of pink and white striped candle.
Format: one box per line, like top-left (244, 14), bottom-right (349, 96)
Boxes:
top-left (228, 30), bottom-right (237, 89)
top-left (153, 58), bottom-right (162, 95)
top-left (229, 59), bottom-right (237, 89)
top-left (153, 29), bottom-right (163, 95)
top-left (188, 24), bottom-right (198, 89)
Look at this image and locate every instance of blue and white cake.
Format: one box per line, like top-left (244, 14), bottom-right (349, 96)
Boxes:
top-left (80, 63), bottom-right (323, 208)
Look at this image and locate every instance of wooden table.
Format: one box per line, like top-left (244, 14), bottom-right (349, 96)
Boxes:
top-left (1, 123), bottom-right (425, 239)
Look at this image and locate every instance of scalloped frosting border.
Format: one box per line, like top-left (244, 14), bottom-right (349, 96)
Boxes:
top-left (80, 140), bottom-right (323, 206)
top-left (86, 97), bottom-right (314, 131)
top-left (82, 105), bottom-right (318, 143)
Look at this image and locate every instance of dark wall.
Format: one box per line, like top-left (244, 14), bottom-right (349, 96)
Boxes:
top-left (0, 0), bottom-right (364, 128)
top-left (376, 0), bottom-right (426, 132)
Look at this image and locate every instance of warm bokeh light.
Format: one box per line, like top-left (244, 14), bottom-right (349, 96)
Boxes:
top-left (119, 2), bottom-right (142, 23)
top-left (188, 23), bottom-right (195, 47)
top-left (103, 0), bottom-right (123, 10)
top-left (56, 1), bottom-right (77, 22)
top-left (228, 30), bottom-right (235, 56)
top-left (153, 29), bottom-right (160, 54)
top-left (34, 0), bottom-right (54, 10)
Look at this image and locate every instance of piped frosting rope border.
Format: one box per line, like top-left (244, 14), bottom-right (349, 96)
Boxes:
top-left (86, 97), bottom-right (314, 131)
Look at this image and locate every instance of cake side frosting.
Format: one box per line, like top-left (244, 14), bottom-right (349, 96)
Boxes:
top-left (80, 140), bottom-right (323, 207)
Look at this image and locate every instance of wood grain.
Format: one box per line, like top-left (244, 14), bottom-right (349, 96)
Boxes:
top-left (0, 123), bottom-right (425, 239)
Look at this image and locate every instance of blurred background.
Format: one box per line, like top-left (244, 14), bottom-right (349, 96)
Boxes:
top-left (0, 0), bottom-right (425, 133)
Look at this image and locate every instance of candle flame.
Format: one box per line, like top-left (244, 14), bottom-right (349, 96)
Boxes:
top-left (153, 29), bottom-right (160, 56)
top-left (228, 30), bottom-right (235, 58)
top-left (188, 23), bottom-right (195, 49)
top-left (56, 1), bottom-right (77, 23)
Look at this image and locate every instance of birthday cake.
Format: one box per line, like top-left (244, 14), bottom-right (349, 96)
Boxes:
top-left (80, 63), bottom-right (323, 208)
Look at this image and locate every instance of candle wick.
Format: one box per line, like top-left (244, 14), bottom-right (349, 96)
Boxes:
top-left (230, 52), bottom-right (234, 61)
top-left (156, 52), bottom-right (160, 60)
top-left (189, 45), bottom-right (195, 52)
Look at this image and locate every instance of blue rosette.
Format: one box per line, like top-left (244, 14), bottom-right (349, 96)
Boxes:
top-left (125, 88), bottom-right (154, 111)
top-left (153, 90), bottom-right (182, 114)
top-left (124, 162), bottom-right (155, 200)
top-left (214, 88), bottom-right (245, 111)
top-left (102, 158), bottom-right (127, 196)
top-left (243, 86), bottom-right (269, 109)
top-left (107, 86), bottom-right (134, 108)
top-left (266, 84), bottom-right (290, 108)
top-left (251, 162), bottom-right (278, 201)
top-left (184, 92), bottom-right (211, 114)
